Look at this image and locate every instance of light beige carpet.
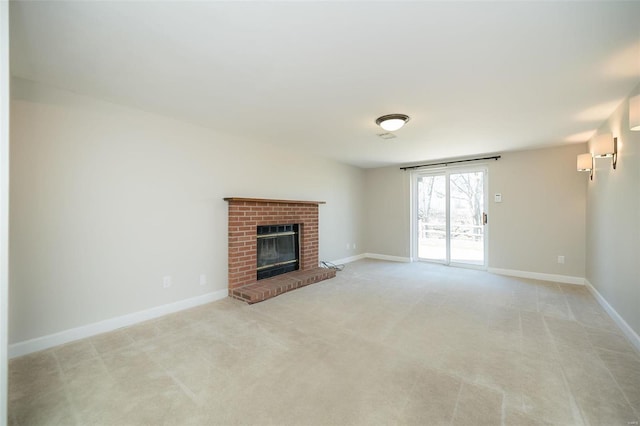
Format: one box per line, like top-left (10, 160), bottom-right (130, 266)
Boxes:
top-left (9, 260), bottom-right (640, 425)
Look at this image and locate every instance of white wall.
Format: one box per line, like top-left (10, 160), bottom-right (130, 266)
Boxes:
top-left (586, 85), bottom-right (640, 337)
top-left (363, 144), bottom-right (587, 278)
top-left (1, 0), bottom-right (10, 421)
top-left (363, 167), bottom-right (411, 258)
top-left (489, 145), bottom-right (586, 278)
top-left (9, 78), bottom-right (365, 344)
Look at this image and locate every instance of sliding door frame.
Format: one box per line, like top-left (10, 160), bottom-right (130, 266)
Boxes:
top-left (410, 164), bottom-right (489, 270)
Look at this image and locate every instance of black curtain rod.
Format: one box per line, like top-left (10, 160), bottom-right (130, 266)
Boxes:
top-left (400, 155), bottom-right (501, 170)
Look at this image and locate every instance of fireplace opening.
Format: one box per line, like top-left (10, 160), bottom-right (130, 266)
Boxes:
top-left (256, 224), bottom-right (300, 280)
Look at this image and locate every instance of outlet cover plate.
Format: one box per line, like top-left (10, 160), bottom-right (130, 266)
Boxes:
top-left (163, 276), bottom-right (172, 288)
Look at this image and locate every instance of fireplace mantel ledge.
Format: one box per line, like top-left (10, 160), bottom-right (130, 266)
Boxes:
top-left (223, 197), bottom-right (326, 205)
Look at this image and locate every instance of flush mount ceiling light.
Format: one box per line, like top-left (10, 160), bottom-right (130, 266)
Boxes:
top-left (375, 114), bottom-right (410, 132)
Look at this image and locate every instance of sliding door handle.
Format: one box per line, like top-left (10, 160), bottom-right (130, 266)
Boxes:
top-left (482, 212), bottom-right (488, 225)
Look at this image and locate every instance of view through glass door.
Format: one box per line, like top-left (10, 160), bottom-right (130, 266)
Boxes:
top-left (416, 168), bottom-right (487, 267)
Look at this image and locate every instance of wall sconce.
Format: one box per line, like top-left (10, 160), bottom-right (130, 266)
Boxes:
top-left (630, 94), bottom-right (640, 131)
top-left (577, 153), bottom-right (593, 180)
top-left (593, 133), bottom-right (617, 170)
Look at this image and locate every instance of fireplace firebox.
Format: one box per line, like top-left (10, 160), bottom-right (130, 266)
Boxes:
top-left (256, 224), bottom-right (299, 280)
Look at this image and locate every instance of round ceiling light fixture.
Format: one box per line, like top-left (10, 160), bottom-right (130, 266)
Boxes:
top-left (375, 113), bottom-right (410, 132)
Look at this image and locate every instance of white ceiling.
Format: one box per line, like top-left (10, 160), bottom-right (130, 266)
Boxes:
top-left (10, 1), bottom-right (640, 168)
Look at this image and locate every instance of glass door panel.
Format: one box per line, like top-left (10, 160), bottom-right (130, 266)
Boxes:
top-left (449, 172), bottom-right (485, 265)
top-left (417, 174), bottom-right (446, 262)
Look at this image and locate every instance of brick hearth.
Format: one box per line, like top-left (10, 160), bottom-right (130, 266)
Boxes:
top-left (224, 197), bottom-right (336, 303)
top-left (230, 268), bottom-right (336, 304)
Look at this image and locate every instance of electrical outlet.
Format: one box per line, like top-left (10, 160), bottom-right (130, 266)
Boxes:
top-left (199, 274), bottom-right (207, 286)
top-left (163, 275), bottom-right (172, 288)
top-left (557, 256), bottom-right (565, 264)
top-left (353, 243), bottom-right (357, 250)
top-left (346, 243), bottom-right (350, 249)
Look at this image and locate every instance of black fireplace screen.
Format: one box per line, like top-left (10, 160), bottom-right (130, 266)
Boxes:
top-left (256, 224), bottom-right (299, 280)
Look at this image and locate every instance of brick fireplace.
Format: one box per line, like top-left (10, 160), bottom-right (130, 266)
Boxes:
top-left (224, 197), bottom-right (336, 303)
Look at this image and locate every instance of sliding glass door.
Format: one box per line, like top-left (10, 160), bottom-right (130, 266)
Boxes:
top-left (415, 168), bottom-right (487, 268)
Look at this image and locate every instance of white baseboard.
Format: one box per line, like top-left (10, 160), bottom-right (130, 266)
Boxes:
top-left (326, 254), bottom-right (367, 265)
top-left (488, 268), bottom-right (585, 285)
top-left (8, 289), bottom-right (228, 358)
top-left (325, 253), bottom-right (411, 266)
top-left (585, 280), bottom-right (640, 354)
top-left (364, 253), bottom-right (412, 263)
